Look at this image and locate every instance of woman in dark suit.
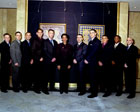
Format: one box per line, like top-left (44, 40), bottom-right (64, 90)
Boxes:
top-left (124, 37), bottom-right (138, 99)
top-left (73, 34), bottom-right (87, 96)
top-left (0, 33), bottom-right (12, 92)
top-left (56, 34), bottom-right (73, 94)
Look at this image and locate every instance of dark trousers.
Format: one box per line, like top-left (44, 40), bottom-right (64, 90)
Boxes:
top-left (21, 64), bottom-right (32, 90)
top-left (124, 67), bottom-right (136, 94)
top-left (33, 61), bottom-right (43, 91)
top-left (88, 64), bottom-right (98, 95)
top-left (42, 63), bottom-right (56, 90)
top-left (112, 65), bottom-right (123, 93)
top-left (59, 65), bottom-right (70, 92)
top-left (12, 66), bottom-right (21, 90)
top-left (75, 62), bottom-right (86, 92)
top-left (1, 64), bottom-right (11, 90)
top-left (99, 64), bottom-right (112, 93)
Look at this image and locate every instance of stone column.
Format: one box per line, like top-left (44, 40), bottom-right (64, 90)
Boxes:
top-left (16, 0), bottom-right (28, 41)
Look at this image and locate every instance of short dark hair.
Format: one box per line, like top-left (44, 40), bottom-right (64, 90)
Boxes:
top-left (15, 31), bottom-right (22, 36)
top-left (89, 29), bottom-right (98, 37)
top-left (114, 35), bottom-right (121, 39)
top-left (102, 35), bottom-right (109, 39)
top-left (61, 33), bottom-right (70, 43)
top-left (77, 34), bottom-right (83, 38)
top-left (25, 32), bottom-right (31, 35)
top-left (37, 28), bottom-right (43, 33)
top-left (3, 33), bottom-right (12, 41)
top-left (89, 29), bottom-right (97, 33)
top-left (3, 33), bottom-right (11, 37)
top-left (48, 29), bottom-right (55, 33)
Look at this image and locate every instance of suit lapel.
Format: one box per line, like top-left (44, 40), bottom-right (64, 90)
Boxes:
top-left (47, 39), bottom-right (54, 47)
top-left (127, 45), bottom-right (133, 51)
top-left (4, 41), bottom-right (10, 48)
top-left (115, 43), bottom-right (120, 50)
top-left (15, 40), bottom-right (20, 45)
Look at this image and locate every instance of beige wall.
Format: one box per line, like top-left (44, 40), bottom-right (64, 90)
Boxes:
top-left (0, 9), bottom-right (16, 42)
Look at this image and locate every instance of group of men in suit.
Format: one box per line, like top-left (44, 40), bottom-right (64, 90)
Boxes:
top-left (0, 28), bottom-right (138, 99)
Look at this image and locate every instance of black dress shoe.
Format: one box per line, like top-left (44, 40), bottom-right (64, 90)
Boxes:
top-left (60, 91), bottom-right (63, 94)
top-left (103, 93), bottom-right (111, 97)
top-left (42, 90), bottom-right (49, 95)
top-left (1, 89), bottom-right (8, 93)
top-left (116, 92), bottom-right (122, 96)
top-left (34, 90), bottom-right (41, 94)
top-left (78, 92), bottom-right (86, 96)
top-left (127, 94), bottom-right (135, 99)
top-left (22, 89), bottom-right (28, 93)
top-left (13, 89), bottom-right (20, 93)
top-left (64, 91), bottom-right (68, 94)
top-left (87, 94), bottom-right (98, 98)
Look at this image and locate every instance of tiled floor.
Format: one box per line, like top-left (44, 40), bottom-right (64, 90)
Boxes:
top-left (0, 91), bottom-right (139, 112)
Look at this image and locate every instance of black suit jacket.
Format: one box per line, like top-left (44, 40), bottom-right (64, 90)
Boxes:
top-left (43, 38), bottom-right (57, 64)
top-left (125, 45), bottom-right (138, 69)
top-left (31, 37), bottom-right (44, 62)
top-left (99, 43), bottom-right (113, 66)
top-left (112, 43), bottom-right (126, 67)
top-left (0, 41), bottom-right (11, 66)
top-left (21, 40), bottom-right (32, 65)
top-left (73, 42), bottom-right (87, 63)
top-left (56, 43), bottom-right (73, 66)
top-left (85, 37), bottom-right (101, 66)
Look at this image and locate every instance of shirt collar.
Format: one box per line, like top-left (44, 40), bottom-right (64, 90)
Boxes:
top-left (4, 40), bottom-right (9, 44)
top-left (26, 40), bottom-right (30, 43)
top-left (128, 44), bottom-right (132, 47)
top-left (16, 39), bottom-right (20, 44)
top-left (115, 42), bottom-right (120, 45)
top-left (49, 38), bottom-right (53, 41)
top-left (78, 42), bottom-right (82, 45)
top-left (91, 37), bottom-right (96, 41)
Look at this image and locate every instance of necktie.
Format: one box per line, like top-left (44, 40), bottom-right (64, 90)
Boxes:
top-left (102, 44), bottom-right (105, 48)
top-left (28, 42), bottom-right (31, 46)
top-left (127, 46), bottom-right (130, 50)
top-left (50, 40), bottom-right (54, 46)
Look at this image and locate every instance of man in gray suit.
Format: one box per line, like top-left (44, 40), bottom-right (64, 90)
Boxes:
top-left (10, 31), bottom-right (22, 92)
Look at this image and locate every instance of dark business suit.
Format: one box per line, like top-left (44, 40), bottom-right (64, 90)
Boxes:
top-left (10, 40), bottom-right (22, 91)
top-left (56, 43), bottom-right (73, 93)
top-left (112, 43), bottom-right (126, 93)
top-left (43, 38), bottom-right (57, 91)
top-left (124, 45), bottom-right (138, 95)
top-left (0, 41), bottom-right (11, 91)
top-left (21, 40), bottom-right (32, 90)
top-left (98, 43), bottom-right (113, 93)
top-left (31, 37), bottom-right (44, 91)
top-left (85, 37), bottom-right (101, 95)
top-left (73, 42), bottom-right (87, 92)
